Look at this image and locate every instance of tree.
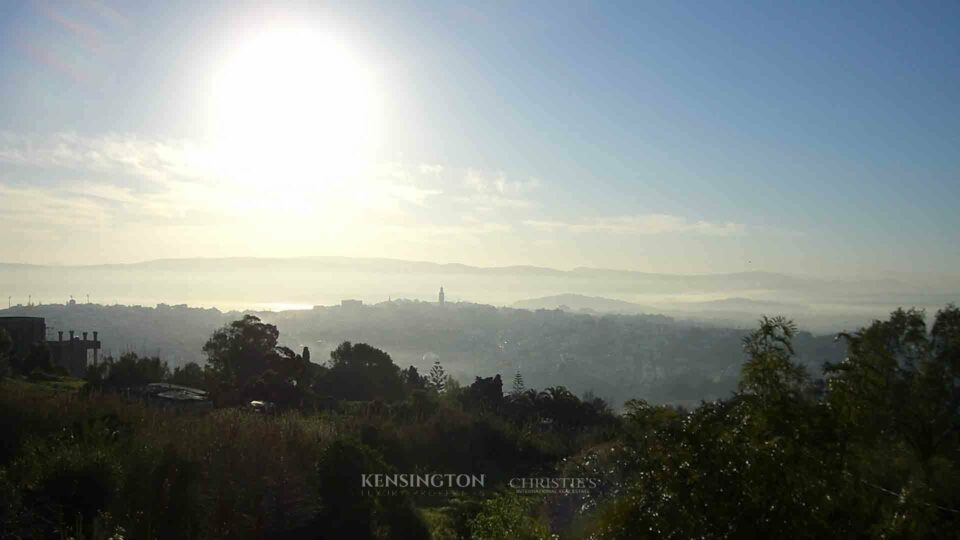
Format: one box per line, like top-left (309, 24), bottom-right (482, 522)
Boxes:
top-left (400, 365), bottom-right (427, 391)
top-left (200, 315), bottom-right (316, 407)
top-left (469, 492), bottom-right (550, 540)
top-left (320, 342), bottom-right (404, 402)
top-left (103, 353), bottom-right (170, 388)
top-left (308, 439), bottom-right (430, 540)
top-left (588, 316), bottom-right (849, 539)
top-left (511, 371), bottom-right (525, 396)
top-left (428, 360), bottom-right (446, 393)
top-left (535, 386), bottom-right (586, 426)
top-left (169, 362), bottom-right (206, 389)
top-left (21, 342), bottom-right (53, 375)
top-left (203, 315), bottom-right (282, 400)
top-left (462, 375), bottom-right (504, 412)
top-left (739, 315), bottom-right (808, 402)
top-left (824, 306), bottom-right (960, 535)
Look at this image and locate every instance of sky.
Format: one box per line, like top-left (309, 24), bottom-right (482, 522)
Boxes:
top-left (0, 0), bottom-right (957, 277)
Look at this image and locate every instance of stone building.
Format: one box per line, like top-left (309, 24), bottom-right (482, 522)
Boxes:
top-left (0, 316), bottom-right (100, 377)
top-left (0, 317), bottom-right (45, 361)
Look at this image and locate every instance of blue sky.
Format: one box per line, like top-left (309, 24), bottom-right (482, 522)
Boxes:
top-left (0, 0), bottom-right (957, 276)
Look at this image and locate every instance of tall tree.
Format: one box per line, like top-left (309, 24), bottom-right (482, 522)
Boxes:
top-left (739, 315), bottom-right (808, 403)
top-left (825, 306), bottom-right (960, 535)
top-left (511, 371), bottom-right (525, 396)
top-left (203, 315), bottom-right (280, 387)
top-left (428, 359), bottom-right (446, 393)
top-left (202, 315), bottom-right (293, 404)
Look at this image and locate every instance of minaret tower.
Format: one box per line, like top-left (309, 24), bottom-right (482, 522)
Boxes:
top-left (439, 286), bottom-right (445, 306)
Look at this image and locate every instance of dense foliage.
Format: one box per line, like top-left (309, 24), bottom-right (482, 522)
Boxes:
top-left (0, 306), bottom-right (957, 538)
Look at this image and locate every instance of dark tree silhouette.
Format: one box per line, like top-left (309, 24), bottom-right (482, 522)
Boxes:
top-left (202, 315), bottom-right (311, 405)
top-left (308, 439), bottom-right (430, 540)
top-left (103, 352), bottom-right (169, 388)
top-left (203, 315), bottom-right (280, 390)
top-left (400, 365), bottom-right (426, 391)
top-left (320, 342), bottom-right (404, 402)
top-left (462, 374), bottom-right (503, 412)
top-left (21, 342), bottom-right (53, 375)
top-left (169, 361), bottom-right (206, 389)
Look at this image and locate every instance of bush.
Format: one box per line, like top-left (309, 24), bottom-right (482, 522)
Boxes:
top-left (27, 368), bottom-right (59, 381)
top-left (308, 439), bottom-right (430, 540)
top-left (469, 492), bottom-right (551, 540)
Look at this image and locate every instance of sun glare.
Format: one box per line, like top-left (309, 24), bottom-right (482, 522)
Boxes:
top-left (210, 28), bottom-right (378, 190)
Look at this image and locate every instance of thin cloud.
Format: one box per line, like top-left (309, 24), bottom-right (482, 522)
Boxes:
top-left (0, 183), bottom-right (109, 228)
top-left (0, 133), bottom-right (533, 237)
top-left (524, 214), bottom-right (746, 236)
top-left (374, 161), bottom-right (540, 211)
top-left (381, 221), bottom-right (513, 238)
top-left (459, 170), bottom-right (540, 210)
top-left (38, 2), bottom-right (106, 52)
top-left (0, 131), bottom-right (216, 186)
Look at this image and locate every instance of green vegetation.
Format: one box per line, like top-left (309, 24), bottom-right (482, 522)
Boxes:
top-left (0, 307), bottom-right (958, 538)
top-left (0, 300), bottom-right (849, 406)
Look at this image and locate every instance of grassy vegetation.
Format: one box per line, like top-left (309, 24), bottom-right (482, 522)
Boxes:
top-left (0, 376), bottom-right (583, 539)
top-left (2, 306), bottom-right (958, 539)
top-left (0, 378), bottom-right (347, 538)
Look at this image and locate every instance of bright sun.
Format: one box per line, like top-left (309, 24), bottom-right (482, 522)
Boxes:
top-left (210, 28), bottom-right (377, 189)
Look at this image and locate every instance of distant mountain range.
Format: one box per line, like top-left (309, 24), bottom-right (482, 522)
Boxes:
top-left (677, 297), bottom-right (809, 312)
top-left (0, 256), bottom-right (909, 291)
top-left (511, 294), bottom-right (656, 313)
top-left (2, 256), bottom-right (956, 333)
top-left (511, 294), bottom-right (807, 315)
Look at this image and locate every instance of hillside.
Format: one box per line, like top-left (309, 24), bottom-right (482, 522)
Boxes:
top-left (0, 300), bottom-right (846, 407)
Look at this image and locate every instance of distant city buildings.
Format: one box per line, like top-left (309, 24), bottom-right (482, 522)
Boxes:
top-left (439, 286), bottom-right (445, 306)
top-left (341, 299), bottom-right (363, 309)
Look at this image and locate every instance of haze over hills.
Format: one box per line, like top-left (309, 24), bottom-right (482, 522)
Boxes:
top-left (512, 294), bottom-right (657, 314)
top-left (513, 294), bottom-right (808, 314)
top-left (0, 256), bottom-right (912, 286)
top-left (0, 298), bottom-right (847, 408)
top-left (1, 256), bottom-right (957, 332)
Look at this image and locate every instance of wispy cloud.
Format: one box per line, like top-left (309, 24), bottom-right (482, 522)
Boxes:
top-left (0, 182), bottom-right (110, 228)
top-left (0, 133), bottom-right (534, 233)
top-left (38, 1), bottom-right (107, 52)
top-left (0, 131), bottom-right (216, 186)
top-left (372, 161), bottom-right (540, 211)
top-left (0, 131), bottom-right (749, 265)
top-left (381, 221), bottom-right (513, 238)
top-left (523, 214), bottom-right (746, 236)
top-left (461, 170), bottom-right (540, 210)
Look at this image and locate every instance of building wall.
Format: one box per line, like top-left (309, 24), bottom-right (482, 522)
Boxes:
top-left (48, 340), bottom-right (95, 377)
top-left (0, 316), bottom-right (99, 377)
top-left (0, 317), bottom-right (46, 360)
